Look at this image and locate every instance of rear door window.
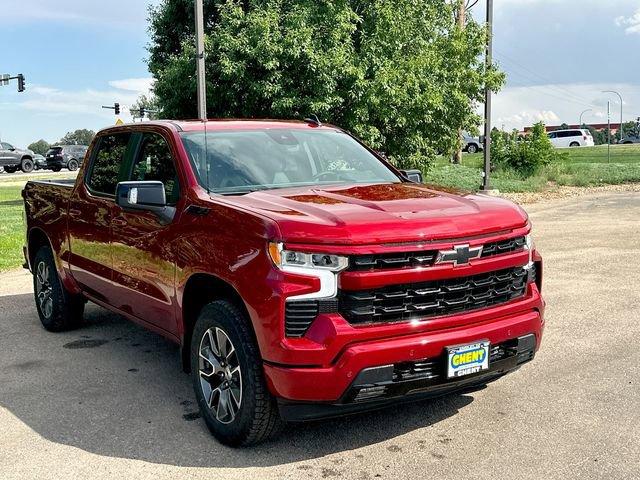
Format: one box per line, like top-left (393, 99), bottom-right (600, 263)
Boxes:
top-left (87, 133), bottom-right (132, 196)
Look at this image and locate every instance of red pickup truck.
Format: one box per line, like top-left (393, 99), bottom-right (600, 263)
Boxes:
top-left (23, 120), bottom-right (544, 446)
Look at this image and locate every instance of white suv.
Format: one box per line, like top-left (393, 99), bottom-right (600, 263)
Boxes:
top-left (548, 129), bottom-right (594, 148)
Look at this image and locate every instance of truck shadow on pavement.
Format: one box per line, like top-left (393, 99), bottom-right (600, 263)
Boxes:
top-left (0, 293), bottom-right (477, 468)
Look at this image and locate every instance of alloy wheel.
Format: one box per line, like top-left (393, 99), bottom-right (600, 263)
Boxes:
top-left (198, 327), bottom-right (242, 424)
top-left (36, 261), bottom-right (53, 319)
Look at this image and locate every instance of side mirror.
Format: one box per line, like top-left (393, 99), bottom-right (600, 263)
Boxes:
top-left (400, 169), bottom-right (423, 184)
top-left (116, 181), bottom-right (175, 224)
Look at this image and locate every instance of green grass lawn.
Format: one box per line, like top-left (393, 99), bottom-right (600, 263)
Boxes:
top-left (427, 144), bottom-right (640, 192)
top-left (0, 171), bottom-right (76, 272)
top-left (0, 184), bottom-right (26, 272)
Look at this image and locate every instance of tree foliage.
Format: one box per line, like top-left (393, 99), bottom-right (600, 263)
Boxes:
top-left (58, 129), bottom-right (95, 146)
top-left (28, 139), bottom-right (50, 155)
top-left (147, 0), bottom-right (503, 168)
top-left (492, 122), bottom-right (562, 177)
top-left (130, 94), bottom-right (161, 121)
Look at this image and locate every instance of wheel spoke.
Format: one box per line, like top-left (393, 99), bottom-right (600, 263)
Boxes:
top-left (208, 329), bottom-right (219, 357)
top-left (215, 328), bottom-right (228, 359)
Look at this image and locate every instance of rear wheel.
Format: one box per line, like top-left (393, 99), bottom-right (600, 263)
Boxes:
top-left (5, 167), bottom-right (16, 174)
top-left (191, 300), bottom-right (282, 446)
top-left (569, 142), bottom-right (580, 147)
top-left (67, 159), bottom-right (79, 171)
top-left (52, 167), bottom-right (61, 172)
top-left (33, 246), bottom-right (85, 332)
top-left (21, 158), bottom-right (34, 173)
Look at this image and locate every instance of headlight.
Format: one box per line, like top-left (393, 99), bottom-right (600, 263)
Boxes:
top-left (268, 242), bottom-right (348, 272)
top-left (524, 233), bottom-right (534, 264)
top-left (268, 242), bottom-right (348, 300)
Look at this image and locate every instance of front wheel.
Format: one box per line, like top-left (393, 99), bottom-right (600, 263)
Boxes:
top-left (67, 159), bottom-right (79, 171)
top-left (21, 158), bottom-right (34, 173)
top-left (191, 301), bottom-right (282, 447)
top-left (33, 246), bottom-right (85, 332)
top-left (467, 143), bottom-right (478, 154)
top-left (569, 142), bottom-right (580, 147)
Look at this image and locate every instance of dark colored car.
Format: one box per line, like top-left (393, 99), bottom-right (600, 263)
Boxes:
top-left (33, 154), bottom-right (47, 170)
top-left (45, 145), bottom-right (88, 171)
top-left (23, 120), bottom-right (545, 447)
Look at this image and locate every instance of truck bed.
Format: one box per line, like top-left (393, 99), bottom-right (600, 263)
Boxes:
top-left (23, 179), bottom-right (76, 270)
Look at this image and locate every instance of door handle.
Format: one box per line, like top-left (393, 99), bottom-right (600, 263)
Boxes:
top-left (69, 209), bottom-right (82, 217)
top-left (112, 218), bottom-right (127, 227)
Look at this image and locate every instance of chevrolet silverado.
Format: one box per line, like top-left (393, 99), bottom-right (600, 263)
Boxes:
top-left (22, 120), bottom-right (544, 446)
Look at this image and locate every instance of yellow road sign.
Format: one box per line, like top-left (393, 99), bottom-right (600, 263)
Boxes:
top-left (115, 118), bottom-right (124, 126)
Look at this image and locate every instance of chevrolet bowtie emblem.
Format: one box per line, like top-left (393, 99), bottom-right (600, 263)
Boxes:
top-left (436, 244), bottom-right (483, 266)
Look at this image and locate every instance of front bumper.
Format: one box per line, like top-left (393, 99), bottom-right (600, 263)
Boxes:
top-left (278, 334), bottom-right (535, 422)
top-left (264, 306), bottom-right (543, 408)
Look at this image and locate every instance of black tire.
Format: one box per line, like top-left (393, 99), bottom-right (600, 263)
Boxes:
top-left (21, 157), bottom-right (34, 173)
top-left (569, 142), bottom-right (580, 147)
top-left (5, 167), bottom-right (16, 174)
top-left (467, 143), bottom-right (478, 154)
top-left (191, 300), bottom-right (282, 447)
top-left (67, 159), bottom-right (79, 171)
top-left (52, 167), bottom-right (61, 172)
top-left (33, 245), bottom-right (85, 332)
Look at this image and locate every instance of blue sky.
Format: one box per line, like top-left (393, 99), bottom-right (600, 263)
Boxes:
top-left (1, 0), bottom-right (640, 148)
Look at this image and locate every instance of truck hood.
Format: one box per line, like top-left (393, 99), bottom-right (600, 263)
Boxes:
top-left (216, 182), bottom-right (529, 245)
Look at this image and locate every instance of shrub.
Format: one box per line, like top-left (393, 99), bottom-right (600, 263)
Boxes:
top-left (492, 122), bottom-right (562, 177)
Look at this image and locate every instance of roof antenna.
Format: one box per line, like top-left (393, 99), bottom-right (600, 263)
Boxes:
top-left (304, 114), bottom-right (323, 127)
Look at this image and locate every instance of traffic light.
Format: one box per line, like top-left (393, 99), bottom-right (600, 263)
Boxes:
top-left (114, 103), bottom-right (121, 115)
top-left (140, 107), bottom-right (146, 118)
top-left (17, 74), bottom-right (25, 92)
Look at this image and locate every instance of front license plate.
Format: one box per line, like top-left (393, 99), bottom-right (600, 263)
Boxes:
top-left (447, 341), bottom-right (490, 379)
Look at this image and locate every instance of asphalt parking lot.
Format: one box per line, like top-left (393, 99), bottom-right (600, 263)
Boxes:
top-left (1, 191), bottom-right (639, 479)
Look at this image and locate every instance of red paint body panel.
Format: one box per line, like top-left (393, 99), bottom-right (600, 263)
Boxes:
top-left (23, 120), bottom-right (545, 404)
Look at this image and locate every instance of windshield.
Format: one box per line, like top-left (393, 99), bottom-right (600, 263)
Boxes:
top-left (180, 128), bottom-right (401, 194)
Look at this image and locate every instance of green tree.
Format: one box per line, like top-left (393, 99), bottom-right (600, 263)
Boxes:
top-left (492, 122), bottom-right (560, 177)
top-left (130, 94), bottom-right (161, 121)
top-left (147, 0), bottom-right (504, 168)
top-left (28, 139), bottom-right (50, 155)
top-left (58, 129), bottom-right (95, 146)
top-left (557, 123), bottom-right (570, 131)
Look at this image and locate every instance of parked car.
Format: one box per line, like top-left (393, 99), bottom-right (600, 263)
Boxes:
top-left (618, 136), bottom-right (640, 144)
top-left (547, 129), bottom-right (594, 148)
top-left (0, 142), bottom-right (35, 173)
top-left (463, 133), bottom-right (483, 154)
top-left (33, 154), bottom-right (47, 170)
top-left (44, 145), bottom-right (88, 171)
top-left (23, 120), bottom-right (544, 447)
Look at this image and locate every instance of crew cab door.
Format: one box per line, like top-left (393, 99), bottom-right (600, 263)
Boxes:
top-left (67, 132), bottom-right (133, 303)
top-left (109, 131), bottom-right (182, 336)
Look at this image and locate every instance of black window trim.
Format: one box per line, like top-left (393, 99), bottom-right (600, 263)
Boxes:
top-left (84, 132), bottom-right (135, 200)
top-left (124, 131), bottom-right (182, 206)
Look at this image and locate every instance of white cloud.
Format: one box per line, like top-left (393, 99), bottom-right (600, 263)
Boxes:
top-left (108, 78), bottom-right (155, 93)
top-left (2, 0), bottom-right (159, 28)
top-left (491, 82), bottom-right (640, 131)
top-left (615, 8), bottom-right (640, 34)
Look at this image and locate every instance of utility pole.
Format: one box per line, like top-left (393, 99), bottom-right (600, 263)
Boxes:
top-left (482, 0), bottom-right (494, 192)
top-left (195, 0), bottom-right (207, 121)
top-left (602, 90), bottom-right (623, 141)
top-left (607, 100), bottom-right (611, 163)
top-left (452, 0), bottom-right (466, 165)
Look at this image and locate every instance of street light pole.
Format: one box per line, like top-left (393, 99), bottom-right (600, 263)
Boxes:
top-left (482, 0), bottom-right (494, 192)
top-left (195, 0), bottom-right (207, 121)
top-left (579, 109), bottom-right (592, 128)
top-left (602, 90), bottom-right (623, 141)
